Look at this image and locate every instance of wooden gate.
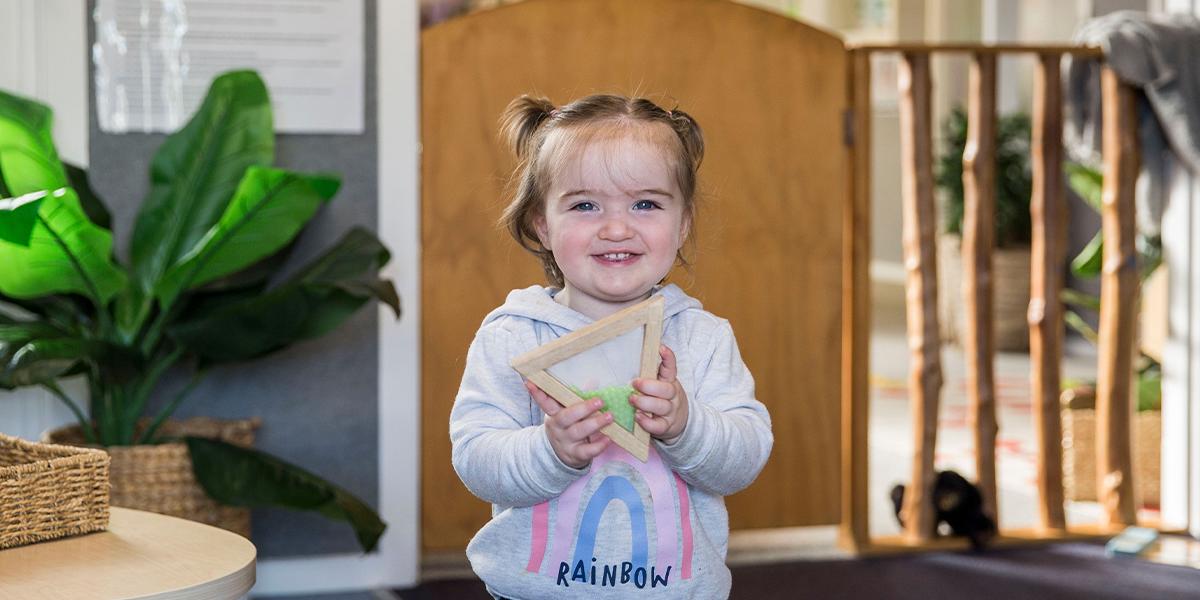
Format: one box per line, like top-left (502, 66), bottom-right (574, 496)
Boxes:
top-left (421, 0), bottom-right (849, 552)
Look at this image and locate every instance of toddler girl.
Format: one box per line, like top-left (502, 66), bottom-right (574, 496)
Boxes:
top-left (450, 94), bottom-right (773, 599)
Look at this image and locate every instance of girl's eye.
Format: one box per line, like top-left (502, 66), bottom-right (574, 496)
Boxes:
top-left (633, 200), bottom-right (661, 210)
top-left (569, 201), bottom-right (597, 212)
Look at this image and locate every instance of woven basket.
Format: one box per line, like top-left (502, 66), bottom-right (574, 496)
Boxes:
top-left (44, 417), bottom-right (260, 538)
top-left (938, 235), bottom-right (1031, 352)
top-left (0, 433), bottom-right (110, 549)
top-left (1062, 408), bottom-right (1160, 506)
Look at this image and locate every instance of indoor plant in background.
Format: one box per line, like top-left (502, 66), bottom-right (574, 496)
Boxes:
top-left (935, 107), bottom-right (1033, 351)
top-left (0, 70), bottom-right (397, 552)
top-left (1058, 162), bottom-right (1161, 508)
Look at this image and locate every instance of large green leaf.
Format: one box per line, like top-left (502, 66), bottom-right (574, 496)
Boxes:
top-left (0, 321), bottom-right (95, 389)
top-left (169, 227), bottom-right (398, 362)
top-left (186, 437), bottom-right (386, 553)
top-left (1072, 231), bottom-right (1104, 278)
top-left (0, 189), bottom-right (44, 246)
top-left (64, 162), bottom-right (111, 230)
top-left (1139, 234), bottom-right (1162, 279)
top-left (0, 322), bottom-right (64, 365)
top-left (1065, 309), bottom-right (1099, 344)
top-left (1137, 365), bottom-right (1162, 412)
top-left (1065, 162), bottom-right (1103, 213)
top-left (155, 166), bottom-right (339, 309)
top-left (0, 90), bottom-right (69, 246)
top-left (1066, 162), bottom-right (1162, 283)
top-left (4, 338), bottom-right (100, 387)
top-left (0, 293), bottom-right (91, 335)
top-left (195, 238), bottom-right (299, 295)
top-left (130, 70), bottom-right (274, 300)
top-left (1060, 288), bottom-right (1101, 311)
top-left (0, 188), bottom-right (126, 304)
top-left (0, 89), bottom-right (68, 196)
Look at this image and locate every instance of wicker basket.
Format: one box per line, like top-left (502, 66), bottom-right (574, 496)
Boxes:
top-left (44, 417), bottom-right (260, 538)
top-left (0, 433), bottom-right (110, 549)
top-left (938, 235), bottom-right (1031, 351)
top-left (1062, 408), bottom-right (1161, 506)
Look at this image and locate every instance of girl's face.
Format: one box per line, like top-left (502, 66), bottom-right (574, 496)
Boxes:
top-left (535, 127), bottom-right (688, 320)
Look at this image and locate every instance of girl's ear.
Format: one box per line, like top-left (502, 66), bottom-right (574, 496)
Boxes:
top-left (534, 214), bottom-right (550, 246)
top-left (679, 213), bottom-right (691, 244)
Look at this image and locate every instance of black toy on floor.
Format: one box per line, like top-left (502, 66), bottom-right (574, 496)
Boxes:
top-left (891, 470), bottom-right (997, 549)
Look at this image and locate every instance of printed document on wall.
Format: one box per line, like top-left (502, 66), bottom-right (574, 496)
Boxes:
top-left (94, 0), bottom-right (363, 134)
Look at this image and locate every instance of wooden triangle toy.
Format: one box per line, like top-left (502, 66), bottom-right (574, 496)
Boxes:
top-left (511, 295), bottom-right (665, 462)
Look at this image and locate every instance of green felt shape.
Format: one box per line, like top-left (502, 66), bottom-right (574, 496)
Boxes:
top-left (572, 384), bottom-right (636, 433)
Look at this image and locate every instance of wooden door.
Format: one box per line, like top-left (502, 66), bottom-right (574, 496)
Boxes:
top-left (421, 0), bottom-right (847, 552)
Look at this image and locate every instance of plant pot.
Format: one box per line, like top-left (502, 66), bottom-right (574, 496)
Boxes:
top-left (1061, 404), bottom-right (1160, 507)
top-left (44, 417), bottom-right (260, 538)
top-left (938, 235), bottom-right (1031, 352)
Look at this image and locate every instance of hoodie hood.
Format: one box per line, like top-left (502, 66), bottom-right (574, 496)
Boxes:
top-left (480, 283), bottom-right (702, 332)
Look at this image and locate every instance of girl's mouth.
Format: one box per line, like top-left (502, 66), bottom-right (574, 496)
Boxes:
top-left (593, 252), bottom-right (641, 265)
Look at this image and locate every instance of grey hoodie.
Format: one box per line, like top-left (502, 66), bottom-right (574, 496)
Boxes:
top-left (450, 284), bottom-right (773, 599)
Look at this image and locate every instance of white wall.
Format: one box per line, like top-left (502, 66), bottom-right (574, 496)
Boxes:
top-left (0, 0), bottom-right (90, 442)
top-left (1158, 0), bottom-right (1200, 538)
top-left (0, 0), bottom-right (89, 166)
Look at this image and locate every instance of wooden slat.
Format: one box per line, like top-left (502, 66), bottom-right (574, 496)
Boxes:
top-left (1029, 52), bottom-right (1068, 532)
top-left (839, 48), bottom-right (872, 552)
top-left (1096, 66), bottom-right (1140, 527)
top-left (898, 51), bottom-right (942, 543)
top-left (962, 52), bottom-right (999, 524)
top-left (850, 43), bottom-right (1103, 57)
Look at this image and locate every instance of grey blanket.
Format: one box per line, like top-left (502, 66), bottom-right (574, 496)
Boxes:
top-left (1065, 10), bottom-right (1200, 236)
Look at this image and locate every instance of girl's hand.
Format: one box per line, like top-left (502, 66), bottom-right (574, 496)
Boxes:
top-left (526, 379), bottom-right (612, 469)
top-left (631, 344), bottom-right (689, 443)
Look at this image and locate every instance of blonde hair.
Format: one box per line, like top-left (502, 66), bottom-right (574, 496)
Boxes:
top-left (498, 94), bottom-right (705, 287)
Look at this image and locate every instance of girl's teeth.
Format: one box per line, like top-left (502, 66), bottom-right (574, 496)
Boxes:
top-left (603, 253), bottom-right (631, 260)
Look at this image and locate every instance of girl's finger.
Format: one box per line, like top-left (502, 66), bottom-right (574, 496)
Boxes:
top-left (632, 378), bottom-right (674, 400)
top-left (556, 398), bottom-right (604, 427)
top-left (526, 380), bottom-right (560, 416)
top-left (658, 344), bottom-right (678, 383)
top-left (577, 435), bottom-right (612, 460)
top-left (567, 410), bottom-right (613, 442)
top-left (629, 393), bottom-right (671, 417)
top-left (636, 412), bottom-right (669, 436)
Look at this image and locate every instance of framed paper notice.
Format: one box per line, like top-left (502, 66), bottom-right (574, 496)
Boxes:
top-left (94, 0), bottom-right (364, 134)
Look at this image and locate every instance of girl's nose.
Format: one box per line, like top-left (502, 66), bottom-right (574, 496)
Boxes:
top-left (598, 216), bottom-right (633, 240)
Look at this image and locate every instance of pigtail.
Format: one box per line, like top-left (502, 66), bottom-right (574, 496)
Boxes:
top-left (499, 95), bottom-right (556, 160)
top-left (668, 108), bottom-right (705, 170)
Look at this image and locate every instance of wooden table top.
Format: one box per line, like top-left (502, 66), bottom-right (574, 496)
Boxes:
top-left (0, 507), bottom-right (256, 599)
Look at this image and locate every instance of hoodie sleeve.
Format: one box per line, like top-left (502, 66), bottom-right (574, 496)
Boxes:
top-left (655, 319), bottom-right (774, 496)
top-left (450, 322), bottom-right (586, 507)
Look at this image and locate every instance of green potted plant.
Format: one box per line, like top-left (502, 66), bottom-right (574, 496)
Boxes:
top-left (934, 107), bottom-right (1033, 351)
top-left (0, 70), bottom-right (397, 552)
top-left (1058, 162), bottom-right (1161, 508)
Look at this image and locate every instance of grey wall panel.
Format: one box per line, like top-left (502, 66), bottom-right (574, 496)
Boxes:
top-left (87, 0), bottom-right (380, 559)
